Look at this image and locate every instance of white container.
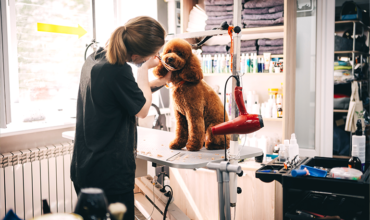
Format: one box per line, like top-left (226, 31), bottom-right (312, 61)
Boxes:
top-left (289, 133), bottom-right (299, 162)
top-left (284, 140), bottom-right (290, 160)
top-left (272, 104), bottom-right (278, 118)
top-left (274, 67), bottom-right (280, 73)
top-left (252, 103), bottom-right (260, 114)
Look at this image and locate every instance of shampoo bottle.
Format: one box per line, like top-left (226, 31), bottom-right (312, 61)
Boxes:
top-left (349, 145), bottom-right (363, 171)
top-left (253, 54), bottom-right (258, 73)
top-left (352, 119), bottom-right (366, 170)
top-left (226, 54), bottom-right (230, 73)
top-left (246, 53), bottom-right (250, 73)
top-left (289, 133), bottom-right (299, 162)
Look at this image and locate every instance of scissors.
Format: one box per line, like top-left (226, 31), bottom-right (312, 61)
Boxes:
top-left (155, 54), bottom-right (178, 72)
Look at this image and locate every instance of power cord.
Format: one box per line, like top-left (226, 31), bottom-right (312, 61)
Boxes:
top-left (163, 185), bottom-right (173, 220)
top-left (223, 75), bottom-right (240, 161)
top-left (145, 180), bottom-right (156, 220)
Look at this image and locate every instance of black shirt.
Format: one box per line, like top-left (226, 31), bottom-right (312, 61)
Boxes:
top-left (71, 48), bottom-right (146, 195)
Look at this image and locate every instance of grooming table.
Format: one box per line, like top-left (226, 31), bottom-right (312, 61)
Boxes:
top-left (62, 127), bottom-right (262, 169)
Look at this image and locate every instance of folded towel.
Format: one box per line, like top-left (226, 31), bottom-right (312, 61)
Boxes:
top-left (208, 15), bottom-right (233, 20)
top-left (204, 0), bottom-right (234, 5)
top-left (228, 40), bottom-right (256, 48)
top-left (241, 49), bottom-right (258, 53)
top-left (206, 11), bottom-right (233, 16)
top-left (244, 0), bottom-right (284, 8)
top-left (269, 5), bottom-right (284, 13)
top-left (258, 38), bottom-right (283, 46)
top-left (242, 11), bottom-right (283, 20)
top-left (334, 66), bottom-right (352, 70)
top-left (242, 8), bottom-right (269, 14)
top-left (202, 45), bottom-right (229, 53)
top-left (240, 46), bottom-right (257, 51)
top-left (257, 49), bottom-right (283, 55)
top-left (259, 45), bottom-right (283, 51)
top-left (206, 18), bottom-right (233, 25)
top-left (243, 17), bottom-right (284, 27)
top-left (205, 5), bottom-right (233, 12)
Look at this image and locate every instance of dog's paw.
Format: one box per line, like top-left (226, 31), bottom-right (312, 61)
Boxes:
top-left (169, 140), bottom-right (185, 150)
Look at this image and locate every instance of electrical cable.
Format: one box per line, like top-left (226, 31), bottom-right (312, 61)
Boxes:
top-left (145, 181), bottom-right (156, 220)
top-left (163, 185), bottom-right (173, 220)
top-left (223, 75), bottom-right (240, 160)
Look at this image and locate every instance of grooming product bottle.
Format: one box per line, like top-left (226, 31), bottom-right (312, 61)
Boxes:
top-left (284, 140), bottom-right (290, 161)
top-left (218, 55), bottom-right (222, 73)
top-left (349, 145), bottom-right (363, 171)
top-left (278, 144), bottom-right (286, 162)
top-left (273, 145), bottom-right (279, 155)
top-left (257, 57), bottom-right (261, 73)
top-left (222, 54), bottom-right (226, 73)
top-left (272, 103), bottom-right (278, 118)
top-left (277, 105), bottom-right (283, 118)
top-left (241, 54), bottom-right (245, 74)
top-left (289, 134), bottom-right (299, 162)
top-left (253, 53), bottom-right (258, 73)
top-left (226, 54), bottom-right (230, 73)
top-left (246, 53), bottom-right (250, 73)
top-left (352, 119), bottom-right (366, 170)
top-left (213, 55), bottom-right (218, 73)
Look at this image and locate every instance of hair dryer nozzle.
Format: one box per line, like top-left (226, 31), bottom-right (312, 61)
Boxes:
top-left (212, 114), bottom-right (264, 135)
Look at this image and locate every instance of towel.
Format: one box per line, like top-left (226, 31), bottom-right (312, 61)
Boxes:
top-left (240, 46), bottom-right (257, 51)
top-left (242, 11), bottom-right (283, 20)
top-left (241, 49), bottom-right (258, 53)
top-left (228, 40), bottom-right (256, 48)
top-left (257, 49), bottom-right (283, 55)
top-left (242, 8), bottom-right (269, 14)
top-left (205, 5), bottom-right (233, 12)
top-left (206, 18), bottom-right (233, 25)
top-left (206, 11), bottom-right (233, 16)
top-left (202, 45), bottom-right (229, 53)
top-left (243, 17), bottom-right (284, 27)
top-left (208, 15), bottom-right (233, 20)
top-left (269, 5), bottom-right (284, 13)
top-left (246, 24), bottom-right (283, 27)
top-left (204, 0), bottom-right (234, 5)
top-left (244, 0), bottom-right (284, 8)
top-left (259, 45), bottom-right (283, 51)
top-left (257, 38), bottom-right (283, 46)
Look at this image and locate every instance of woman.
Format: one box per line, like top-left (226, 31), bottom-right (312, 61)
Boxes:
top-left (71, 16), bottom-right (170, 220)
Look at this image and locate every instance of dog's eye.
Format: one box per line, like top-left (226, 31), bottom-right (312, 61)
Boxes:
top-left (177, 52), bottom-right (182, 56)
top-left (168, 50), bottom-right (171, 53)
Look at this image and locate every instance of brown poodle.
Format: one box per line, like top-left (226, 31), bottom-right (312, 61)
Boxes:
top-left (153, 38), bottom-right (230, 151)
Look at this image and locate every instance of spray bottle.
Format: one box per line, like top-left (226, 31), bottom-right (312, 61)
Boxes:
top-left (289, 134), bottom-right (299, 162)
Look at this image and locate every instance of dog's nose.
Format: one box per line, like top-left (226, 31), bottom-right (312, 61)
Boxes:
top-left (168, 57), bottom-right (173, 62)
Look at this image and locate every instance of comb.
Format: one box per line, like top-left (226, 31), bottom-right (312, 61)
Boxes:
top-left (156, 55), bottom-right (178, 72)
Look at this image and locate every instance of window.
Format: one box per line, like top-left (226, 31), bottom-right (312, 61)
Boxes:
top-left (1, 0), bottom-right (94, 133)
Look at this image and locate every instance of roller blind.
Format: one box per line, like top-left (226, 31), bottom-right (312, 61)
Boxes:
top-left (0, 0), bottom-right (11, 129)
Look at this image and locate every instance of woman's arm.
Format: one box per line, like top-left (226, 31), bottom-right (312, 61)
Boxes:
top-left (149, 72), bottom-right (171, 93)
top-left (136, 59), bottom-right (155, 118)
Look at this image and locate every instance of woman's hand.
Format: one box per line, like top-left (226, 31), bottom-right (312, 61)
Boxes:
top-left (142, 56), bottom-right (159, 70)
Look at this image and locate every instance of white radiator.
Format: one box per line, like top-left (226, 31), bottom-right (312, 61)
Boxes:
top-left (0, 142), bottom-right (78, 220)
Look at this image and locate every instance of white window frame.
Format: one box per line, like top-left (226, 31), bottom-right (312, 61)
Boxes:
top-left (300, 0), bottom-right (335, 157)
top-left (0, 0), bottom-right (12, 129)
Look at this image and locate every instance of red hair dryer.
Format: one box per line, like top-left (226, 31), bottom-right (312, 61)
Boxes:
top-left (212, 86), bottom-right (264, 135)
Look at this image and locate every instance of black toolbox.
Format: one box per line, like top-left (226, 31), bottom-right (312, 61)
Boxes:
top-left (256, 156), bottom-right (369, 220)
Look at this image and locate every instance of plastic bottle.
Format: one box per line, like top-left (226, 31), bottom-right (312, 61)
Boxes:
top-left (284, 140), bottom-right (290, 161)
top-left (226, 54), bottom-right (230, 73)
top-left (272, 103), bottom-right (278, 118)
top-left (219, 55), bottom-right (223, 73)
top-left (352, 119), bottom-right (365, 170)
top-left (252, 101), bottom-right (260, 115)
top-left (278, 144), bottom-right (286, 162)
top-left (253, 54), bottom-right (258, 73)
top-left (289, 134), bottom-right (299, 162)
top-left (273, 145), bottom-right (280, 155)
top-left (349, 145), bottom-right (363, 171)
top-left (258, 57), bottom-right (262, 73)
top-left (222, 54), bottom-right (226, 73)
top-left (241, 54), bottom-right (245, 74)
top-left (245, 53), bottom-right (250, 73)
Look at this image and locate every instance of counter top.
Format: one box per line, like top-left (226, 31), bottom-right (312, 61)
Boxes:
top-left (62, 127), bottom-right (263, 169)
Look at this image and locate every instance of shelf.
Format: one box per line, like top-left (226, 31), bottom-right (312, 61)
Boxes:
top-left (166, 26), bottom-right (284, 41)
top-left (203, 73), bottom-right (284, 76)
top-left (166, 29), bottom-right (228, 40)
top-left (241, 26), bottom-right (284, 35)
top-left (335, 20), bottom-right (370, 32)
top-left (334, 51), bottom-right (369, 55)
top-left (333, 109), bottom-right (348, 113)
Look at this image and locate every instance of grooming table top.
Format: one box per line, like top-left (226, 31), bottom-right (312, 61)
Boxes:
top-left (62, 127), bottom-right (262, 169)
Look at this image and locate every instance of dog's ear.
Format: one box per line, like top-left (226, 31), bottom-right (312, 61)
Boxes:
top-left (153, 61), bottom-right (168, 79)
top-left (179, 53), bottom-right (203, 82)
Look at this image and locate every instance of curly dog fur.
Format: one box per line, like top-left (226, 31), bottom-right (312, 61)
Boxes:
top-left (153, 38), bottom-right (230, 151)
